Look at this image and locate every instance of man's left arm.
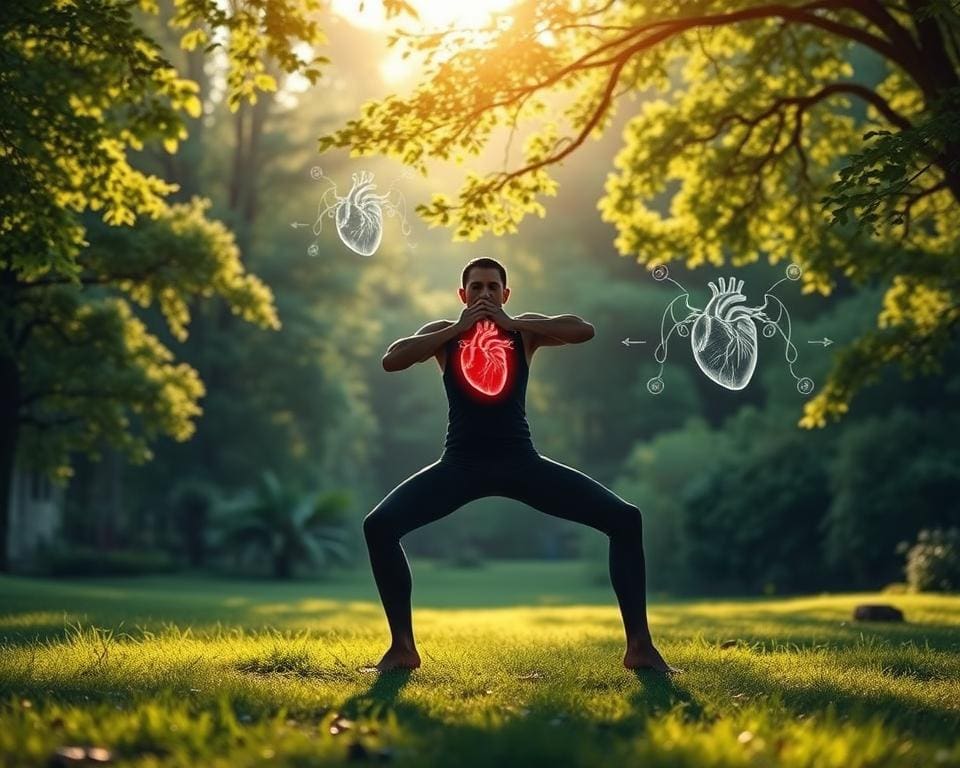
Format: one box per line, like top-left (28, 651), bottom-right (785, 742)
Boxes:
top-left (510, 312), bottom-right (595, 345)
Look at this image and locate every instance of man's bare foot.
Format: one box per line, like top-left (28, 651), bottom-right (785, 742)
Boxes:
top-left (624, 639), bottom-right (683, 674)
top-left (368, 643), bottom-right (421, 672)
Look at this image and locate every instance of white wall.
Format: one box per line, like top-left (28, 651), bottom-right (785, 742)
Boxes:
top-left (7, 468), bottom-right (62, 565)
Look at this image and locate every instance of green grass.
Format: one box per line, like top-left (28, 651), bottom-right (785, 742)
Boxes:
top-left (1, 560), bottom-right (959, 767)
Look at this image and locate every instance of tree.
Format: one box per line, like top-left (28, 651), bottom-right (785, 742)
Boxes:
top-left (111, 5), bottom-right (432, 545)
top-left (317, 0), bottom-right (960, 431)
top-left (680, 407), bottom-right (834, 594)
top-left (823, 408), bottom-right (960, 588)
top-left (606, 417), bottom-right (728, 593)
top-left (0, 0), bottom-right (326, 571)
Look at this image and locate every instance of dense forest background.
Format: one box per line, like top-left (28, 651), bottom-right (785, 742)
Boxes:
top-left (7, 1), bottom-right (959, 596)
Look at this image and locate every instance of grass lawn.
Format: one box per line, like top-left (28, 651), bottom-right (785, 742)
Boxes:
top-left (1, 560), bottom-right (958, 767)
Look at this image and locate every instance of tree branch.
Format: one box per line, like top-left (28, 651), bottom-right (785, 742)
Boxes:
top-left (416, 5), bottom-right (922, 194)
top-left (846, 0), bottom-right (924, 58)
top-left (20, 387), bottom-right (146, 408)
top-left (403, 0), bottom-right (932, 173)
top-left (13, 313), bottom-right (87, 351)
top-left (487, 42), bottom-right (632, 191)
top-left (513, 81), bottom-right (908, 207)
top-left (508, 2), bottom-right (932, 100)
top-left (19, 414), bottom-right (82, 431)
top-left (18, 259), bottom-right (175, 290)
top-left (898, 177), bottom-right (948, 241)
top-left (906, 0), bottom-right (960, 92)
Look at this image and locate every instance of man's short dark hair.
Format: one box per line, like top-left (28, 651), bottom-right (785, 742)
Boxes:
top-left (461, 257), bottom-right (507, 289)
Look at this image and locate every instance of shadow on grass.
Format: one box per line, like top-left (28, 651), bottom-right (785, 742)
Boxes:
top-left (326, 666), bottom-right (710, 766)
top-left (629, 670), bottom-right (709, 723)
top-left (338, 668), bottom-right (416, 721)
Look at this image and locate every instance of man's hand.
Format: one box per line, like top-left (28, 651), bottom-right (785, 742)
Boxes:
top-left (454, 300), bottom-right (492, 333)
top-left (472, 298), bottom-right (515, 332)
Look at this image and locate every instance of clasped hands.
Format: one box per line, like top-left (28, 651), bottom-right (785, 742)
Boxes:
top-left (456, 297), bottom-right (515, 332)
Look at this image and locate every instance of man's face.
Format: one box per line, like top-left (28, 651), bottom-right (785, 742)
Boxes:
top-left (458, 267), bottom-right (510, 307)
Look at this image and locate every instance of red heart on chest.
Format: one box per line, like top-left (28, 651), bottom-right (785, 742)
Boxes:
top-left (458, 320), bottom-right (514, 396)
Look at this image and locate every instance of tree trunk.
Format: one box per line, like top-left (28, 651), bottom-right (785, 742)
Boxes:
top-left (95, 448), bottom-right (123, 550)
top-left (0, 263), bottom-right (22, 573)
top-left (273, 552), bottom-right (292, 579)
top-left (195, 71), bottom-right (276, 483)
top-left (0, 350), bottom-right (20, 573)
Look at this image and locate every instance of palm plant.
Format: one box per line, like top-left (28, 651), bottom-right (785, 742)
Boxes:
top-left (214, 471), bottom-right (353, 579)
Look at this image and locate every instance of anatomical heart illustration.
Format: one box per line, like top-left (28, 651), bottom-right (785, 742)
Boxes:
top-left (306, 167), bottom-right (412, 257)
top-left (644, 264), bottom-right (814, 396)
top-left (458, 320), bottom-right (514, 397)
top-left (334, 173), bottom-right (385, 256)
top-left (690, 278), bottom-right (759, 390)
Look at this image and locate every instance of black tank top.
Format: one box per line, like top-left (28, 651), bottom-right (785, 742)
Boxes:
top-left (442, 323), bottom-right (537, 457)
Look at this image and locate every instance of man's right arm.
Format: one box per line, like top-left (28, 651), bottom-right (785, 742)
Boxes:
top-left (382, 320), bottom-right (459, 372)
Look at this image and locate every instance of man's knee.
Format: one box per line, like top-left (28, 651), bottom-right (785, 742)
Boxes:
top-left (608, 502), bottom-right (643, 538)
top-left (362, 511), bottom-right (393, 543)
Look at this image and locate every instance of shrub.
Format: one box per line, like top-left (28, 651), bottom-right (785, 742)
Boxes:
top-left (897, 527), bottom-right (960, 593)
top-left (212, 471), bottom-right (354, 579)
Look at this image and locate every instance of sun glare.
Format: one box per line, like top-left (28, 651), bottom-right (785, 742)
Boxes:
top-left (331, 0), bottom-right (518, 83)
top-left (332, 0), bottom-right (517, 31)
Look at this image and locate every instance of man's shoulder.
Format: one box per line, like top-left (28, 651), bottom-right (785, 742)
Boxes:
top-left (416, 319), bottom-right (456, 335)
top-left (418, 320), bottom-right (455, 372)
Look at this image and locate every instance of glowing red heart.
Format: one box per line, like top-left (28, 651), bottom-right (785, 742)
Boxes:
top-left (458, 320), bottom-right (514, 396)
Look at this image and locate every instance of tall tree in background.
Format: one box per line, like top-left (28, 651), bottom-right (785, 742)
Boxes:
top-left (0, 0), bottom-right (326, 571)
top-left (318, 0), bottom-right (960, 429)
top-left (129, 3), bottom-right (391, 504)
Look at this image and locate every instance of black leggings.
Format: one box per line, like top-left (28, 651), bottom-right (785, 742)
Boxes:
top-left (362, 450), bottom-right (652, 645)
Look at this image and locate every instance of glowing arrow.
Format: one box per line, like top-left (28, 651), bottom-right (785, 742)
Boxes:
top-left (621, 338), bottom-right (646, 346)
top-left (289, 222), bottom-right (309, 229)
top-left (807, 337), bottom-right (834, 347)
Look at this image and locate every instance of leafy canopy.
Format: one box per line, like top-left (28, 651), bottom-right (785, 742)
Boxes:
top-left (318, 0), bottom-right (960, 427)
top-left (1, 0), bottom-right (326, 478)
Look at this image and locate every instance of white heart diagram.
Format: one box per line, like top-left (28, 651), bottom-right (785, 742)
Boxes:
top-left (643, 265), bottom-right (815, 397)
top-left (307, 168), bottom-right (414, 258)
top-left (334, 172), bottom-right (384, 257)
top-left (691, 278), bottom-right (758, 390)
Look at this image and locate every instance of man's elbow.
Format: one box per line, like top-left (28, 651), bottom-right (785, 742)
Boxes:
top-left (382, 354), bottom-right (404, 372)
top-left (579, 322), bottom-right (595, 342)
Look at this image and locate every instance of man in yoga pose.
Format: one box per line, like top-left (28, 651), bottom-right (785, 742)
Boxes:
top-left (363, 257), bottom-right (679, 674)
